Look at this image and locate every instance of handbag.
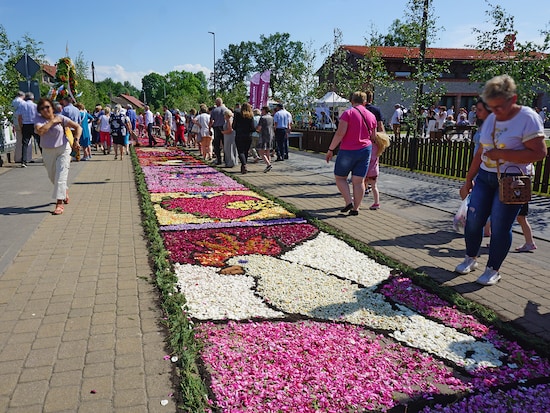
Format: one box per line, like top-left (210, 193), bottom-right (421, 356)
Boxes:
top-left (65, 126), bottom-right (74, 146)
top-left (498, 166), bottom-right (532, 204)
top-left (490, 118), bottom-right (532, 204)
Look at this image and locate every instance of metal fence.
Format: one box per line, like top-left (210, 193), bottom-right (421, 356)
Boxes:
top-left (290, 130), bottom-right (550, 196)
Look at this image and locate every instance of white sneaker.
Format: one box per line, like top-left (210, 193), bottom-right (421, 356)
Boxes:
top-left (476, 267), bottom-right (501, 286)
top-left (455, 256), bottom-right (478, 274)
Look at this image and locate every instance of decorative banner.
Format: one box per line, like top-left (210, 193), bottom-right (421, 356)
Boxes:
top-left (249, 72), bottom-right (261, 109)
top-left (259, 70), bottom-right (271, 108)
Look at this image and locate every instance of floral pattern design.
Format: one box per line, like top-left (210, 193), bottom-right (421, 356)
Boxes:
top-left (135, 146), bottom-right (550, 412)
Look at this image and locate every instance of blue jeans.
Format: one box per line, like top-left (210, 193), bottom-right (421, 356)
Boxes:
top-left (464, 169), bottom-right (522, 270)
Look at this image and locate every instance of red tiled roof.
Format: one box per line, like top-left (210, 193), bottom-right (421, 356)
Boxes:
top-left (341, 45), bottom-right (542, 61)
top-left (42, 64), bottom-right (57, 78)
top-left (120, 94), bottom-right (145, 109)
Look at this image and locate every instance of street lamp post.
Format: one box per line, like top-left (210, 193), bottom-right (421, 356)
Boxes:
top-left (208, 31), bottom-right (216, 97)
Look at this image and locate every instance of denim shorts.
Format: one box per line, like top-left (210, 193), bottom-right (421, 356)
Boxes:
top-left (333, 146), bottom-right (372, 177)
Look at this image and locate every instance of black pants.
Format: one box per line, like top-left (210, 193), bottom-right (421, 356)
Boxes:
top-left (21, 124), bottom-right (38, 164)
top-left (275, 128), bottom-right (287, 160)
top-left (235, 136), bottom-right (251, 165)
top-left (213, 126), bottom-right (224, 164)
top-left (147, 123), bottom-right (155, 146)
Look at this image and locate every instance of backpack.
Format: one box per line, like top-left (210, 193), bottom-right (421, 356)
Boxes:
top-left (109, 113), bottom-right (127, 137)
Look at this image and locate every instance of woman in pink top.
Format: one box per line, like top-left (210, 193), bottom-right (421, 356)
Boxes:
top-left (325, 91), bottom-right (376, 216)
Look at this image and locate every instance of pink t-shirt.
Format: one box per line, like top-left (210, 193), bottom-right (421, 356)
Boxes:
top-left (339, 105), bottom-right (375, 150)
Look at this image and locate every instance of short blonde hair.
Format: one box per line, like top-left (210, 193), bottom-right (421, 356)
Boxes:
top-left (350, 91), bottom-right (366, 105)
top-left (481, 74), bottom-right (517, 102)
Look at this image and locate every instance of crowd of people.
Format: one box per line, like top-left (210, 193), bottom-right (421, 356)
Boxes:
top-left (9, 94), bottom-right (298, 213)
top-left (9, 75), bottom-right (546, 286)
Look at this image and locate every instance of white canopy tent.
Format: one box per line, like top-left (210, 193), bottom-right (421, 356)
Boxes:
top-left (313, 92), bottom-right (349, 129)
top-left (313, 91), bottom-right (349, 107)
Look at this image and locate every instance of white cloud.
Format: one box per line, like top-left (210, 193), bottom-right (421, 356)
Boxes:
top-left (173, 63), bottom-right (211, 78)
top-left (93, 63), bottom-right (212, 89)
top-left (94, 64), bottom-right (148, 89)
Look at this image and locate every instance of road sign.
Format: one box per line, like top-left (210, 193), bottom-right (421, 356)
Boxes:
top-left (18, 80), bottom-right (40, 99)
top-left (14, 53), bottom-right (40, 79)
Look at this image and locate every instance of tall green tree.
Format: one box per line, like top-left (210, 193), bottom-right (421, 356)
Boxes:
top-left (252, 32), bottom-right (306, 102)
top-left (141, 72), bottom-right (167, 109)
top-left (164, 70), bottom-right (209, 110)
top-left (213, 33), bottom-right (308, 107)
top-left (215, 41), bottom-right (255, 100)
top-left (318, 29), bottom-right (393, 101)
top-left (468, 1), bottom-right (550, 105)
top-left (0, 27), bottom-right (45, 113)
top-left (73, 52), bottom-right (100, 110)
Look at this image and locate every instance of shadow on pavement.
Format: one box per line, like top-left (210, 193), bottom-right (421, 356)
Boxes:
top-left (0, 203), bottom-right (51, 215)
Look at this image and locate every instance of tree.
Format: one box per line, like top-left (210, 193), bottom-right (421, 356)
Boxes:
top-left (164, 70), bottom-right (209, 110)
top-left (215, 41), bottom-right (255, 99)
top-left (213, 33), bottom-right (308, 107)
top-left (365, 0), bottom-right (448, 137)
top-left (468, 1), bottom-right (550, 105)
top-left (0, 28), bottom-right (45, 113)
top-left (252, 33), bottom-right (307, 101)
top-left (141, 72), bottom-right (167, 109)
top-left (318, 29), bottom-right (393, 101)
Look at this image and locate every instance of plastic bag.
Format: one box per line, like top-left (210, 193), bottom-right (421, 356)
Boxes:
top-left (453, 195), bottom-right (470, 233)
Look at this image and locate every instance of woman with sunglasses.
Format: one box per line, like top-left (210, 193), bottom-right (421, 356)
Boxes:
top-left (34, 97), bottom-right (82, 215)
top-left (456, 75), bottom-right (547, 286)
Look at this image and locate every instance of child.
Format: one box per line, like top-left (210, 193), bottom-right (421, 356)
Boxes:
top-left (515, 203), bottom-right (537, 252)
top-left (163, 120), bottom-right (173, 147)
top-left (364, 132), bottom-right (391, 210)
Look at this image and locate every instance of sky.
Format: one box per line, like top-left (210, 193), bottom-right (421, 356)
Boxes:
top-left (2, 0), bottom-right (550, 90)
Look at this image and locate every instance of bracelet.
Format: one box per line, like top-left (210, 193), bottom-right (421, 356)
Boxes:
top-left (328, 148), bottom-right (334, 151)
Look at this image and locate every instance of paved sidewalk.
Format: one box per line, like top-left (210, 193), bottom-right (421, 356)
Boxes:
top-left (0, 155), bottom-right (177, 412)
top-left (226, 149), bottom-right (550, 342)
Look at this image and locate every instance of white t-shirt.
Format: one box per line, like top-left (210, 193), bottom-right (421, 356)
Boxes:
top-left (390, 108), bottom-right (403, 125)
top-left (479, 106), bottom-right (544, 174)
top-left (436, 110), bottom-right (447, 129)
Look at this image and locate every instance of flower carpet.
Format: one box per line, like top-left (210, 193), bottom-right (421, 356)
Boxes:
top-left (135, 146), bottom-right (550, 412)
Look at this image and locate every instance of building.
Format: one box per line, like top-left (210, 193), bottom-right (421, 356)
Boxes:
top-left (319, 45), bottom-right (550, 123)
top-left (110, 94), bottom-right (145, 111)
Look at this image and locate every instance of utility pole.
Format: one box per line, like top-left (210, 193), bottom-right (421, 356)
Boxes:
top-left (208, 32), bottom-right (216, 97)
top-left (414, 0), bottom-right (429, 138)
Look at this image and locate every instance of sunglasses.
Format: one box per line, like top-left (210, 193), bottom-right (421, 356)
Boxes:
top-left (39, 105), bottom-right (52, 111)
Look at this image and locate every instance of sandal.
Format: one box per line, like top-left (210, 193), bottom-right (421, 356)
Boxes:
top-left (52, 204), bottom-right (64, 215)
top-left (63, 193), bottom-right (69, 204)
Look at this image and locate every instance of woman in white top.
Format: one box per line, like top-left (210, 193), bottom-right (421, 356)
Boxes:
top-left (456, 75), bottom-right (547, 286)
top-left (194, 104), bottom-right (212, 160)
top-left (98, 106), bottom-right (111, 154)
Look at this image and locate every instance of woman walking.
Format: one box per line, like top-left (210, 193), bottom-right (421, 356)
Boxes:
top-left (221, 109), bottom-right (238, 168)
top-left (34, 98), bottom-right (82, 215)
top-left (98, 106), bottom-right (111, 154)
top-left (456, 75), bottom-right (547, 286)
top-left (233, 102), bottom-right (255, 174)
top-left (325, 91), bottom-right (376, 216)
top-left (194, 104), bottom-right (212, 160)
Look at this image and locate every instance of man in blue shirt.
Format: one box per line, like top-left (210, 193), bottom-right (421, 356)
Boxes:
top-left (15, 92), bottom-right (38, 167)
top-left (61, 97), bottom-right (81, 123)
top-left (273, 103), bottom-right (292, 161)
